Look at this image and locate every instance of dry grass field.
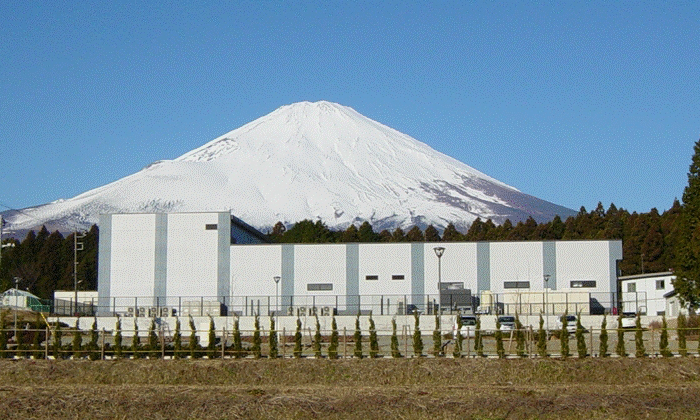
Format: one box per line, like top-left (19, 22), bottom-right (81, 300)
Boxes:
top-left (0, 358), bottom-right (699, 419)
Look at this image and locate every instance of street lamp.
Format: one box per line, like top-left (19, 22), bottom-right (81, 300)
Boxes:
top-left (273, 276), bottom-right (281, 317)
top-left (13, 277), bottom-right (21, 333)
top-left (543, 274), bottom-right (551, 333)
top-left (434, 247), bottom-right (445, 314)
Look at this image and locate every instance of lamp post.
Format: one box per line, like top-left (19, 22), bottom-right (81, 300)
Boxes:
top-left (433, 247), bottom-right (445, 314)
top-left (543, 274), bottom-right (551, 333)
top-left (273, 276), bottom-right (281, 317)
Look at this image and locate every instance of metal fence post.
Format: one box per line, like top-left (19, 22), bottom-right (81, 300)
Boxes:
top-left (45, 327), bottom-right (50, 359)
top-left (282, 327), bottom-right (286, 358)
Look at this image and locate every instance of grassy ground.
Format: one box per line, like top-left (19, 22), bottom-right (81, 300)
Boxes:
top-left (0, 358), bottom-right (699, 419)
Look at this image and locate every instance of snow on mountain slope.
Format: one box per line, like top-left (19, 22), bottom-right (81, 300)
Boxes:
top-left (3, 101), bottom-right (576, 234)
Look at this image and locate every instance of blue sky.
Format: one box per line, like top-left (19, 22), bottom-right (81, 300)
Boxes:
top-left (1, 1), bottom-right (698, 216)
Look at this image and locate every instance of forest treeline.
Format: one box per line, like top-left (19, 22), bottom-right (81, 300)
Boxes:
top-left (0, 201), bottom-right (679, 300)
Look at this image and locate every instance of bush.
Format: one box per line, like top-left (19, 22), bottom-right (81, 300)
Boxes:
top-left (560, 313), bottom-right (570, 359)
top-left (575, 313), bottom-right (587, 358)
top-left (293, 318), bottom-right (303, 358)
top-left (678, 313), bottom-right (687, 357)
top-left (660, 315), bottom-right (671, 357)
top-left (369, 313), bottom-right (379, 358)
top-left (453, 315), bottom-right (463, 358)
top-left (515, 313), bottom-right (525, 358)
top-left (599, 315), bottom-right (608, 357)
top-left (635, 312), bottom-right (645, 358)
top-left (173, 317), bottom-right (182, 359)
top-left (189, 316), bottom-right (200, 359)
top-left (89, 317), bottom-right (100, 361)
top-left (616, 316), bottom-right (626, 357)
top-left (72, 318), bottom-right (83, 359)
top-left (269, 317), bottom-right (279, 359)
top-left (314, 314), bottom-right (323, 358)
top-left (252, 314), bottom-right (261, 359)
top-left (233, 318), bottom-right (243, 359)
top-left (432, 314), bottom-right (442, 357)
top-left (149, 318), bottom-right (159, 358)
top-left (353, 314), bottom-right (363, 359)
top-left (412, 312), bottom-right (423, 357)
top-left (132, 320), bottom-right (141, 359)
top-left (114, 317), bottom-right (123, 359)
top-left (495, 318), bottom-right (504, 359)
top-left (328, 316), bottom-right (339, 359)
top-left (391, 318), bottom-right (402, 358)
top-left (207, 316), bottom-right (217, 359)
top-left (475, 316), bottom-right (484, 357)
top-left (537, 313), bottom-right (547, 358)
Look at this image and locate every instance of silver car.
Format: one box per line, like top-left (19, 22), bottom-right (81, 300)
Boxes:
top-left (497, 315), bottom-right (516, 332)
top-left (453, 315), bottom-right (477, 338)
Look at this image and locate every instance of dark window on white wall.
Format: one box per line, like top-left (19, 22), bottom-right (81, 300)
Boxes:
top-left (570, 281), bottom-right (596, 288)
top-left (391, 275), bottom-right (405, 280)
top-left (307, 283), bottom-right (333, 291)
top-left (627, 283), bottom-right (636, 293)
top-left (504, 281), bottom-right (530, 289)
top-left (656, 280), bottom-right (665, 290)
top-left (205, 224), bottom-right (218, 230)
top-left (365, 275), bottom-right (379, 281)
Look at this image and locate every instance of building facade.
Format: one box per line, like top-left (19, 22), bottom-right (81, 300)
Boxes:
top-left (97, 212), bottom-right (623, 317)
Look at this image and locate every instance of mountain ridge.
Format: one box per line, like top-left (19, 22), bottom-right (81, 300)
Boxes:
top-left (1, 101), bottom-right (576, 235)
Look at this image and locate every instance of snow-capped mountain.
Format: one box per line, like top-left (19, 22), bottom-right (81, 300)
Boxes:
top-left (3, 101), bottom-right (576, 235)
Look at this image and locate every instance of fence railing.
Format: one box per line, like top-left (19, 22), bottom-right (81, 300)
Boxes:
top-left (0, 324), bottom-right (698, 359)
top-left (36, 292), bottom-right (649, 318)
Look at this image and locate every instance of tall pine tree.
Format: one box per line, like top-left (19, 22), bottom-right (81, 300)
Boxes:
top-left (674, 139), bottom-right (700, 308)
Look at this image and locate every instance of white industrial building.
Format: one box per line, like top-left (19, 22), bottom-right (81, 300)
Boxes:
top-left (97, 212), bottom-right (623, 317)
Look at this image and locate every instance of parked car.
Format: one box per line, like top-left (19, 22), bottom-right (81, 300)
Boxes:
top-left (497, 315), bottom-right (516, 332)
top-left (621, 312), bottom-right (637, 328)
top-left (559, 314), bottom-right (578, 333)
top-left (453, 315), bottom-right (477, 338)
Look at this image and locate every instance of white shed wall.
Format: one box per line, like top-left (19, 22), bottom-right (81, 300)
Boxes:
top-left (423, 243), bottom-right (478, 295)
top-left (490, 242), bottom-right (543, 293)
top-left (294, 245), bottom-right (346, 305)
top-left (358, 243), bottom-right (412, 296)
top-left (556, 241), bottom-right (612, 292)
top-left (230, 244), bottom-right (282, 297)
top-left (110, 214), bottom-right (156, 307)
top-left (166, 213), bottom-right (220, 298)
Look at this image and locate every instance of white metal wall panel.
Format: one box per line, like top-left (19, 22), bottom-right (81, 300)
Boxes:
top-left (110, 214), bottom-right (156, 307)
top-left (230, 244), bottom-right (282, 297)
top-left (490, 242), bottom-right (544, 293)
top-left (166, 213), bottom-right (220, 298)
top-left (556, 241), bottom-right (611, 292)
top-left (294, 244), bottom-right (346, 304)
top-left (422, 242), bottom-right (478, 295)
top-left (358, 243), bottom-right (412, 296)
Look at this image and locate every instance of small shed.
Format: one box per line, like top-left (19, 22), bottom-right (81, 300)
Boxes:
top-left (0, 288), bottom-right (50, 312)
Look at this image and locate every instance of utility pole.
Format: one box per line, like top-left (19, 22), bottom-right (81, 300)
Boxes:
top-left (73, 230), bottom-right (87, 315)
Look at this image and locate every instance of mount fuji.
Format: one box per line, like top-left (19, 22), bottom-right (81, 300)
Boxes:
top-left (3, 101), bottom-right (575, 235)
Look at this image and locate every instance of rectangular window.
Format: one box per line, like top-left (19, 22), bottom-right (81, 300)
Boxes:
top-left (657, 311), bottom-right (665, 316)
top-left (205, 224), bottom-right (218, 230)
top-left (442, 282), bottom-right (464, 290)
top-left (365, 275), bottom-right (379, 281)
top-left (504, 281), bottom-right (530, 289)
top-left (391, 275), bottom-right (405, 280)
top-left (307, 283), bottom-right (333, 291)
top-left (570, 280), bottom-right (596, 288)
top-left (656, 280), bottom-right (665, 290)
top-left (627, 283), bottom-right (636, 293)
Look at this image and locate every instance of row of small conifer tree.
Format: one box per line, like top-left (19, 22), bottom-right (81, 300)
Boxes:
top-left (0, 311), bottom-right (697, 359)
